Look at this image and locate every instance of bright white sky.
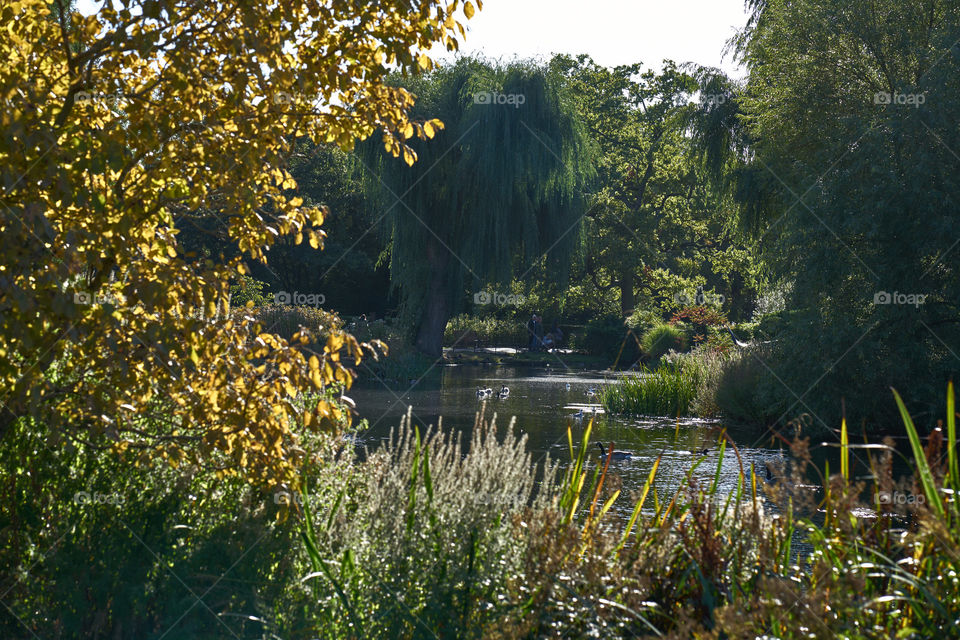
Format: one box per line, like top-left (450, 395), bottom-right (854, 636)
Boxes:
top-left (76, 0), bottom-right (748, 77)
top-left (437, 0), bottom-right (749, 77)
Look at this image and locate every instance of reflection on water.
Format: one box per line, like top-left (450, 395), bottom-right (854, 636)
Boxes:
top-left (349, 365), bottom-right (793, 518)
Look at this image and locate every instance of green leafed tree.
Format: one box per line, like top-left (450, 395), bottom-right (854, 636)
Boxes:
top-left (360, 58), bottom-right (594, 356)
top-left (550, 55), bottom-right (758, 320)
top-left (717, 0), bottom-right (960, 428)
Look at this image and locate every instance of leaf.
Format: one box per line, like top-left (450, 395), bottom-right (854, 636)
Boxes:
top-left (840, 416), bottom-right (849, 484)
top-left (464, 1), bottom-right (475, 18)
top-left (892, 388), bottom-right (944, 517)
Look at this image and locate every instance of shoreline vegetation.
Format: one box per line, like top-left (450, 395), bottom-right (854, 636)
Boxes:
top-left (8, 386), bottom-right (958, 637)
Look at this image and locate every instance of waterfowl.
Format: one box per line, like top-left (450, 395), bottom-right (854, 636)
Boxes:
top-left (572, 409), bottom-right (585, 420)
top-left (477, 386), bottom-right (493, 398)
top-left (585, 387), bottom-right (597, 398)
top-left (597, 442), bottom-right (632, 460)
top-left (565, 383), bottom-right (571, 391)
top-left (691, 448), bottom-right (710, 456)
top-left (497, 385), bottom-right (510, 398)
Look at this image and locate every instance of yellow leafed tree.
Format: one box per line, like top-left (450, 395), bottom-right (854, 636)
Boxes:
top-left (0, 0), bottom-right (478, 484)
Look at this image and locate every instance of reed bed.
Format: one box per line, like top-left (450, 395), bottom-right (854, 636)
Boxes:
top-left (297, 383), bottom-right (960, 638)
top-left (599, 362), bottom-right (699, 417)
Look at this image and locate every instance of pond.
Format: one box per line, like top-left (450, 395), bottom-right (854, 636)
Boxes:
top-left (349, 364), bottom-right (797, 519)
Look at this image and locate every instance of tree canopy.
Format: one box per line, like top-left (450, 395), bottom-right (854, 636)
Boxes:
top-left (0, 0), bottom-right (479, 484)
top-left (721, 0), bottom-right (960, 426)
top-left (360, 58), bottom-right (594, 356)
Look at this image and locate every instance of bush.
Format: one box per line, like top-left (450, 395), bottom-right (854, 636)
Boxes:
top-left (664, 346), bottom-right (730, 417)
top-left (242, 303), bottom-right (343, 346)
top-left (299, 410), bottom-right (558, 638)
top-left (578, 315), bottom-right (640, 364)
top-left (0, 416), bottom-right (311, 639)
top-left (640, 322), bottom-right (689, 361)
top-left (229, 274), bottom-right (270, 308)
top-left (713, 347), bottom-right (779, 424)
top-left (444, 314), bottom-right (528, 348)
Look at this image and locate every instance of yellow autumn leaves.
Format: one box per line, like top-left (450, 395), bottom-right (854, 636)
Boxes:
top-left (0, 0), bottom-right (476, 486)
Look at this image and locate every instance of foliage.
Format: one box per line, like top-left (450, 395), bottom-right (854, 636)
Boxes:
top-left (229, 274), bottom-right (270, 308)
top-left (7, 383), bottom-right (960, 638)
top-left (359, 57), bottom-right (594, 356)
top-left (0, 0), bottom-right (475, 483)
top-left (444, 314), bottom-right (528, 348)
top-left (600, 363), bottom-right (699, 417)
top-left (669, 305), bottom-right (727, 337)
top-left (244, 304), bottom-right (345, 349)
top-left (640, 322), bottom-right (689, 361)
top-left (575, 314), bottom-right (640, 364)
top-left (298, 409), bottom-right (558, 638)
top-left (549, 54), bottom-right (760, 318)
top-left (0, 414), bottom-right (320, 638)
top-left (298, 384), bottom-right (960, 637)
top-left (663, 346), bottom-right (731, 417)
top-left (712, 348), bottom-right (780, 425)
top-left (721, 0), bottom-right (960, 429)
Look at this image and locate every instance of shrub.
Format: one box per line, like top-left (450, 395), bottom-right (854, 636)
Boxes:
top-left (0, 416), bottom-right (311, 639)
top-left (242, 303), bottom-right (343, 346)
top-left (579, 315), bottom-right (640, 364)
top-left (640, 322), bottom-right (689, 361)
top-left (229, 274), bottom-right (270, 308)
top-left (664, 346), bottom-right (730, 417)
top-left (713, 347), bottom-right (779, 424)
top-left (444, 314), bottom-right (528, 348)
top-left (670, 305), bottom-right (727, 345)
top-left (299, 409), bottom-right (558, 638)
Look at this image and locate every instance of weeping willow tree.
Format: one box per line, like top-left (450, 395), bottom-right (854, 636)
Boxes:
top-left (361, 58), bottom-right (594, 356)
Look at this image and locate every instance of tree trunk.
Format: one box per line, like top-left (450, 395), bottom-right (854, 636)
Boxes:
top-left (415, 237), bottom-right (451, 358)
top-left (619, 270), bottom-right (635, 316)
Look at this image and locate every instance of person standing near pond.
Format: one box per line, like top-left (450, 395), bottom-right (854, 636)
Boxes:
top-left (526, 312), bottom-right (542, 351)
top-left (533, 313), bottom-right (544, 351)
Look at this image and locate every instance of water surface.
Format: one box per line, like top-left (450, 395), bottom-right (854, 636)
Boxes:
top-left (349, 365), bottom-right (793, 518)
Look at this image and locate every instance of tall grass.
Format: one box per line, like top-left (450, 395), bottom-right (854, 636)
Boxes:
top-left (599, 362), bottom-right (699, 416)
top-left (296, 383), bottom-right (960, 638)
top-left (640, 322), bottom-right (688, 360)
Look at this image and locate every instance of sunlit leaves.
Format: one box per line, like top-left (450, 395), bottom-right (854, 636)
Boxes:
top-left (0, 0), bottom-right (472, 485)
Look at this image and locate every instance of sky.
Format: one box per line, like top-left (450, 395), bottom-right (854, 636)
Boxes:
top-left (436, 0), bottom-right (749, 78)
top-left (75, 0), bottom-right (749, 77)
